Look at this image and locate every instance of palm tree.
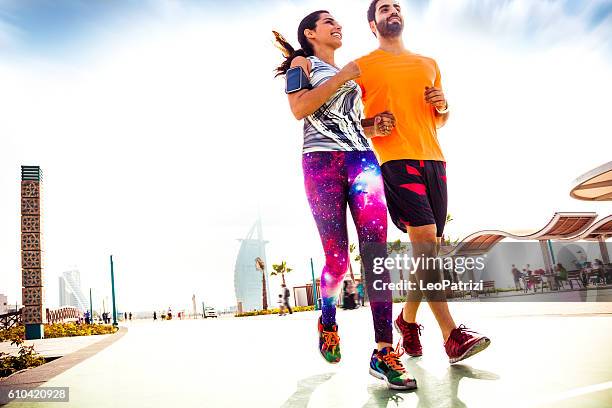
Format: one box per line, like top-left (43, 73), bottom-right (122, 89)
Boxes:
top-left (255, 257), bottom-right (268, 310)
top-left (271, 261), bottom-right (293, 285)
top-left (443, 213), bottom-right (459, 246)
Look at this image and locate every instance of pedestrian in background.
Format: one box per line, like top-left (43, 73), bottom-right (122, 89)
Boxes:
top-left (278, 294), bottom-right (286, 316)
top-left (282, 284), bottom-right (293, 314)
top-left (356, 280), bottom-right (365, 306)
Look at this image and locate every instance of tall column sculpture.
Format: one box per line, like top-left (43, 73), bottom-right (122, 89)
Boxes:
top-left (21, 166), bottom-right (45, 339)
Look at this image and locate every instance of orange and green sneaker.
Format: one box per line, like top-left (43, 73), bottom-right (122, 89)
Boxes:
top-left (369, 346), bottom-right (417, 390)
top-left (318, 316), bottom-right (341, 364)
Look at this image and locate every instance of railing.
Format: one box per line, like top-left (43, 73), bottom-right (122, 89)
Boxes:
top-left (46, 307), bottom-right (81, 324)
top-left (0, 310), bottom-right (22, 330)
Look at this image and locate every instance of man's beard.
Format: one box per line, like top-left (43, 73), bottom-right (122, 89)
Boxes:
top-left (376, 17), bottom-right (403, 38)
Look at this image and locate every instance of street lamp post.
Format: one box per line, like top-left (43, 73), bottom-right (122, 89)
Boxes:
top-left (89, 288), bottom-right (93, 324)
top-left (310, 258), bottom-right (318, 310)
top-left (110, 255), bottom-right (118, 326)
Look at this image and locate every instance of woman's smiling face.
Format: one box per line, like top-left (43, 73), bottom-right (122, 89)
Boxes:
top-left (305, 12), bottom-right (343, 50)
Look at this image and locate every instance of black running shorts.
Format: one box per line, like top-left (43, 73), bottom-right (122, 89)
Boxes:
top-left (380, 159), bottom-right (448, 237)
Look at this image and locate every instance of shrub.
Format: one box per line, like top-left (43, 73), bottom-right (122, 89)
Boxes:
top-left (0, 323), bottom-right (117, 342)
top-left (43, 323), bottom-right (117, 338)
top-left (234, 305), bottom-right (315, 317)
top-left (0, 337), bottom-right (45, 378)
top-left (0, 326), bottom-right (24, 342)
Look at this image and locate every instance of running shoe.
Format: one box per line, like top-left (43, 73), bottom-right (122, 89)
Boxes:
top-left (444, 324), bottom-right (490, 364)
top-left (369, 346), bottom-right (417, 390)
top-left (394, 313), bottom-right (423, 357)
top-left (318, 316), bottom-right (341, 364)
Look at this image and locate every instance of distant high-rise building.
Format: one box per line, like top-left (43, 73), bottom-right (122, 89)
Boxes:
top-left (234, 218), bottom-right (270, 312)
top-left (0, 293), bottom-right (8, 314)
top-left (58, 269), bottom-right (88, 311)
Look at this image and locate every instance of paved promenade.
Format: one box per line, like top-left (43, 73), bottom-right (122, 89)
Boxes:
top-left (0, 333), bottom-right (114, 358)
top-left (2, 302), bottom-right (611, 408)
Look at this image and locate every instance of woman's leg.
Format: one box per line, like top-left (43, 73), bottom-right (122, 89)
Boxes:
top-left (303, 152), bottom-right (349, 327)
top-left (346, 151), bottom-right (393, 347)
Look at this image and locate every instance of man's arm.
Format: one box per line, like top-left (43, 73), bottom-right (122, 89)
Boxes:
top-left (424, 86), bottom-right (449, 129)
top-left (434, 108), bottom-right (449, 128)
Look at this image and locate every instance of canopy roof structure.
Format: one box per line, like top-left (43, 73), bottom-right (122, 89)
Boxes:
top-left (559, 214), bottom-right (612, 242)
top-left (570, 162), bottom-right (612, 201)
top-left (448, 212), bottom-right (598, 256)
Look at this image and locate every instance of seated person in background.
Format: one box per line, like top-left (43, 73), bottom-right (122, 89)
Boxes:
top-left (342, 280), bottom-right (357, 310)
top-left (581, 262), bottom-right (592, 286)
top-left (604, 262), bottom-right (612, 284)
top-left (523, 264), bottom-right (533, 292)
top-left (591, 259), bottom-right (605, 283)
top-left (554, 263), bottom-right (568, 289)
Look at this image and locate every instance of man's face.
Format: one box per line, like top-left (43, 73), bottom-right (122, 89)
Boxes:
top-left (372, 0), bottom-right (403, 38)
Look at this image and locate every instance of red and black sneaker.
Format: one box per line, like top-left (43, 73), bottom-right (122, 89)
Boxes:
top-left (444, 325), bottom-right (490, 364)
top-left (394, 313), bottom-right (423, 357)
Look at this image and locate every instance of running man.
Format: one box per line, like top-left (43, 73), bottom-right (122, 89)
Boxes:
top-left (354, 0), bottom-right (491, 364)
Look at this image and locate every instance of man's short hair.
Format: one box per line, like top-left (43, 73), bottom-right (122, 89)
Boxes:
top-left (367, 0), bottom-right (381, 23)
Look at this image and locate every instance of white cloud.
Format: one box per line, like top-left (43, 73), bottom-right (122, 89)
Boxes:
top-left (0, 0), bottom-right (610, 311)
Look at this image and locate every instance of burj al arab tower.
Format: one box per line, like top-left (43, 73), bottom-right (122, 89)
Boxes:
top-left (234, 217), bottom-right (270, 312)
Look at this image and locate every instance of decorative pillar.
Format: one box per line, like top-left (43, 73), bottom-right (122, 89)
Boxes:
top-left (599, 237), bottom-right (610, 265)
top-left (21, 166), bottom-right (45, 339)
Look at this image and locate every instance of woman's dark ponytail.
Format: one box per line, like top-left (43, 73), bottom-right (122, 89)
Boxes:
top-left (273, 10), bottom-right (328, 77)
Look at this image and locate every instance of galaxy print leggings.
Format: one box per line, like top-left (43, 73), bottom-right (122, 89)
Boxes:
top-left (303, 151), bottom-right (393, 344)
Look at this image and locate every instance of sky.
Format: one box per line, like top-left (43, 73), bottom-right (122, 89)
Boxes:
top-left (0, 0), bottom-right (611, 313)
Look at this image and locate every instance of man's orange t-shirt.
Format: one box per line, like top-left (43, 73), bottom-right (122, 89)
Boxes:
top-left (355, 49), bottom-right (445, 164)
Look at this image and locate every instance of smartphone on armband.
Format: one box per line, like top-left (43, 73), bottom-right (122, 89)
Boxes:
top-left (285, 66), bottom-right (312, 94)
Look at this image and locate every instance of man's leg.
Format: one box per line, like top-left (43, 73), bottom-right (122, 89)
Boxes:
top-left (405, 224), bottom-right (457, 341)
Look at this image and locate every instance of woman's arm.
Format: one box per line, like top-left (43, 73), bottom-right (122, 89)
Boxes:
top-left (287, 57), bottom-right (360, 120)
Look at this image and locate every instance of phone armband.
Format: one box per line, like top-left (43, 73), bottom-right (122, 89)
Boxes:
top-left (285, 66), bottom-right (312, 94)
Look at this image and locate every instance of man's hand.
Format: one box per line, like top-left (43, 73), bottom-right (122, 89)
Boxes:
top-left (374, 111), bottom-right (396, 137)
top-left (361, 111), bottom-right (395, 138)
top-left (424, 86), bottom-right (447, 111)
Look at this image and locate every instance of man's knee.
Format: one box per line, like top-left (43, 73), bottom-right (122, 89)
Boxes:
top-left (407, 224), bottom-right (438, 244)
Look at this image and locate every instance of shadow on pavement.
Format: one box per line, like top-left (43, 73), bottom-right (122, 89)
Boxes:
top-left (280, 372), bottom-right (336, 408)
top-left (362, 360), bottom-right (499, 408)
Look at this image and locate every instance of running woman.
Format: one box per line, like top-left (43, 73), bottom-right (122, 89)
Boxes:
top-left (273, 10), bottom-right (416, 390)
top-left (354, 0), bottom-right (491, 364)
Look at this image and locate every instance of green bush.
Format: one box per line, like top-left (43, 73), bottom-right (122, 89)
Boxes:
top-left (43, 323), bottom-right (118, 338)
top-left (0, 326), bottom-right (24, 343)
top-left (0, 323), bottom-right (117, 342)
top-left (0, 337), bottom-right (45, 378)
top-left (235, 305), bottom-right (315, 317)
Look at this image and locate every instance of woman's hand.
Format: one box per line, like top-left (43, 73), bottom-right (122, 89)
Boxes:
top-left (338, 61), bottom-right (361, 82)
top-left (373, 111), bottom-right (396, 137)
